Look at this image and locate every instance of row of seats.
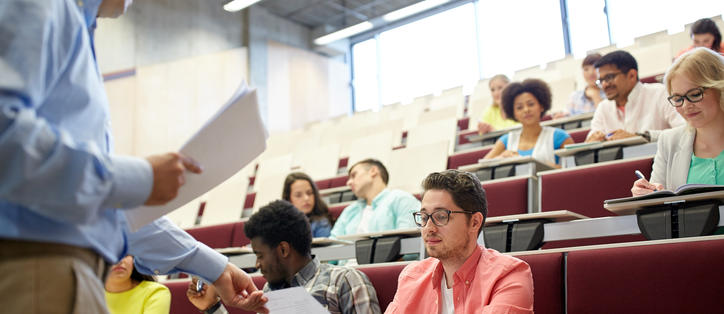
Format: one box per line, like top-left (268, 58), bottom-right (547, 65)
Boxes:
top-left (163, 236), bottom-right (724, 314)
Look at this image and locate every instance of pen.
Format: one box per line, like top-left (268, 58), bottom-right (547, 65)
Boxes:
top-left (634, 170), bottom-right (657, 191)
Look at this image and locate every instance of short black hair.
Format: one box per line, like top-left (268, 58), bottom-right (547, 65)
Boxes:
top-left (501, 78), bottom-right (552, 122)
top-left (421, 170), bottom-right (487, 235)
top-left (691, 18), bottom-right (722, 52)
top-left (348, 158), bottom-right (389, 185)
top-left (244, 200), bottom-right (312, 257)
top-left (595, 50), bottom-right (639, 79)
top-left (130, 261), bottom-right (156, 283)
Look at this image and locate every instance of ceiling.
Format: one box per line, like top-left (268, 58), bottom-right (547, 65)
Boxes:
top-left (258, 0), bottom-right (425, 31)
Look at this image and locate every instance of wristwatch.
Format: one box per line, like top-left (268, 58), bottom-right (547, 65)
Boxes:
top-left (202, 300), bottom-right (222, 314)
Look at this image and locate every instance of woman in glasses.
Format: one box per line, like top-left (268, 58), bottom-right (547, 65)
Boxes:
top-left (483, 78), bottom-right (573, 167)
top-left (632, 48), bottom-right (724, 197)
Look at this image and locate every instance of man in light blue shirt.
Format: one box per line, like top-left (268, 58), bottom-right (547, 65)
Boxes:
top-left (330, 159), bottom-right (420, 238)
top-left (0, 0), bottom-right (266, 312)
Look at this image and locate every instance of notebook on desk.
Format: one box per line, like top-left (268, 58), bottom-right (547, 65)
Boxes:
top-left (605, 184), bottom-right (724, 205)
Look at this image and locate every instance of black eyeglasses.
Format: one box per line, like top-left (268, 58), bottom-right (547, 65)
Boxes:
top-left (667, 87), bottom-right (707, 107)
top-left (596, 72), bottom-right (623, 86)
top-left (413, 209), bottom-right (472, 227)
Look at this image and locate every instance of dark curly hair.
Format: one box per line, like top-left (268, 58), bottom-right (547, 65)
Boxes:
top-left (421, 170), bottom-right (487, 235)
top-left (348, 158), bottom-right (389, 185)
top-left (595, 50), bottom-right (639, 80)
top-left (501, 78), bottom-right (552, 122)
top-left (244, 200), bottom-right (312, 257)
top-left (282, 172), bottom-right (333, 224)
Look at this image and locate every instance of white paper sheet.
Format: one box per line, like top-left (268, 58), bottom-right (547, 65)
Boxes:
top-left (265, 287), bottom-right (329, 314)
top-left (124, 83), bottom-right (268, 231)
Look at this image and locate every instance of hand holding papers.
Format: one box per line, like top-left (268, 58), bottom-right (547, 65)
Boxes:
top-left (125, 83), bottom-right (268, 231)
top-left (266, 287), bottom-right (329, 314)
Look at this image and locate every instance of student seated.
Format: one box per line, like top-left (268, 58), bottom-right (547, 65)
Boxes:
top-left (559, 53), bottom-right (606, 117)
top-left (676, 18), bottom-right (724, 58)
top-left (632, 48), bottom-right (724, 195)
top-left (282, 172), bottom-right (333, 237)
top-left (586, 50), bottom-right (685, 142)
top-left (478, 74), bottom-right (520, 134)
top-left (330, 159), bottom-right (419, 238)
top-left (105, 255), bottom-right (171, 314)
top-left (187, 200), bottom-right (381, 314)
top-left (483, 79), bottom-right (573, 167)
top-left (386, 170), bottom-right (534, 313)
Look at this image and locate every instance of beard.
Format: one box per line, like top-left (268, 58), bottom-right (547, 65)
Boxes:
top-left (426, 231), bottom-right (472, 260)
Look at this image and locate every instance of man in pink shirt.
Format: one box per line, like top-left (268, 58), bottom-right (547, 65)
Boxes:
top-left (386, 170), bottom-right (533, 314)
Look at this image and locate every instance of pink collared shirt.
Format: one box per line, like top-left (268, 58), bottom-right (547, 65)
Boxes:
top-left (385, 245), bottom-right (533, 314)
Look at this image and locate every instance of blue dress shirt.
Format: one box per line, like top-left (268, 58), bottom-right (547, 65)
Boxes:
top-left (0, 0), bottom-right (226, 282)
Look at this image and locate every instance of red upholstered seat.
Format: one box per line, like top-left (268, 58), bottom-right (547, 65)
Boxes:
top-left (447, 147), bottom-right (493, 170)
top-left (185, 221), bottom-right (249, 249)
top-left (243, 192), bottom-right (256, 209)
top-left (164, 276), bottom-right (267, 314)
top-left (516, 253), bottom-right (564, 314)
top-left (315, 178), bottom-right (332, 190)
top-left (567, 128), bottom-right (590, 143)
top-left (456, 129), bottom-right (479, 145)
top-left (539, 157), bottom-right (653, 218)
top-left (567, 238), bottom-right (724, 313)
top-left (328, 204), bottom-right (347, 221)
top-left (457, 117), bottom-right (469, 131)
top-left (542, 234), bottom-right (646, 249)
top-left (482, 177), bottom-right (529, 217)
top-left (329, 175), bottom-right (349, 188)
top-left (357, 263), bottom-right (409, 312)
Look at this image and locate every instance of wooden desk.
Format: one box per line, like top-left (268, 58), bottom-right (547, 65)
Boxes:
top-left (555, 136), bottom-right (649, 168)
top-left (541, 112), bottom-right (594, 130)
top-left (336, 228), bottom-right (421, 241)
top-left (459, 156), bottom-right (556, 181)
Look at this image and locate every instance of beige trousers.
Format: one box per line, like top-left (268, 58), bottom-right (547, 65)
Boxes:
top-left (0, 239), bottom-right (110, 314)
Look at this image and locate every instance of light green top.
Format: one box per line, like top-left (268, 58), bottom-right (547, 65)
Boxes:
top-left (481, 104), bottom-right (520, 130)
top-left (105, 281), bottom-right (171, 314)
top-left (330, 189), bottom-right (419, 238)
top-left (686, 149), bottom-right (724, 185)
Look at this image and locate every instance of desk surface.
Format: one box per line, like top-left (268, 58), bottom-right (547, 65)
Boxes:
top-left (458, 156), bottom-right (555, 172)
top-left (604, 190), bottom-right (724, 216)
top-left (336, 228), bottom-right (421, 241)
top-left (484, 210), bottom-right (589, 226)
top-left (541, 112), bottom-right (594, 127)
top-left (555, 136), bottom-right (648, 157)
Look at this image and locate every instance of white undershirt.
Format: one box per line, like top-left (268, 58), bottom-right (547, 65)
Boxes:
top-left (440, 275), bottom-right (454, 314)
top-left (356, 205), bottom-right (374, 233)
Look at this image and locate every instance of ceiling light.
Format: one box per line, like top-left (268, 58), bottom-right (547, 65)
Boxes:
top-left (314, 21), bottom-right (374, 46)
top-left (223, 0), bottom-right (261, 12)
top-left (382, 0), bottom-right (449, 22)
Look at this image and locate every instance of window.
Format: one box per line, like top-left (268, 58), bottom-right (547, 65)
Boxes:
top-left (352, 38), bottom-right (379, 112)
top-left (567, 0), bottom-right (610, 57)
top-left (476, 0), bottom-right (566, 78)
top-left (378, 3), bottom-right (479, 105)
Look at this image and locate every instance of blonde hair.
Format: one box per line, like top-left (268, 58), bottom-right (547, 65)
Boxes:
top-left (488, 74), bottom-right (510, 87)
top-left (664, 47), bottom-right (724, 112)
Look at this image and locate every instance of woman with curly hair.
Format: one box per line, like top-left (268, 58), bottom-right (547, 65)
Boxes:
top-left (282, 172), bottom-right (333, 237)
top-left (484, 78), bottom-right (573, 167)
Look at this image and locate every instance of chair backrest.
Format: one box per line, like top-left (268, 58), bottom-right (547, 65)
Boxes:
top-left (388, 141), bottom-right (449, 194)
top-left (163, 276), bottom-right (267, 314)
top-left (293, 144), bottom-right (341, 180)
top-left (515, 253), bottom-right (564, 314)
top-left (201, 167), bottom-right (250, 226)
top-left (539, 156), bottom-right (654, 218)
top-left (185, 220), bottom-right (249, 249)
top-left (566, 238), bottom-right (724, 313)
top-left (447, 146), bottom-right (493, 170)
top-left (406, 118), bottom-right (457, 155)
top-left (356, 262), bottom-right (411, 312)
top-left (481, 176), bottom-right (531, 218)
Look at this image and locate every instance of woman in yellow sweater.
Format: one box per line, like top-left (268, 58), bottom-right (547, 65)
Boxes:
top-left (105, 255), bottom-right (171, 314)
top-left (478, 74), bottom-right (520, 134)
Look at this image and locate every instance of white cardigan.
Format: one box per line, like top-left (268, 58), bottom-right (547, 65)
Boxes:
top-left (650, 125), bottom-right (695, 190)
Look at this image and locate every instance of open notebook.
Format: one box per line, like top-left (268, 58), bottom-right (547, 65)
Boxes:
top-left (605, 184), bottom-right (724, 205)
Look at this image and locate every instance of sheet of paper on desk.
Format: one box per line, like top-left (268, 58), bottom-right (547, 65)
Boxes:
top-left (266, 287), bottom-right (329, 314)
top-left (124, 83), bottom-right (268, 231)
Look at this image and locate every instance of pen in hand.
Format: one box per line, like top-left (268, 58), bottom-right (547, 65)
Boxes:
top-left (634, 170), bottom-right (658, 191)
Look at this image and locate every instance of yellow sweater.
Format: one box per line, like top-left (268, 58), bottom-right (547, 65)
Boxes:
top-left (481, 104), bottom-right (519, 130)
top-left (105, 281), bottom-right (171, 314)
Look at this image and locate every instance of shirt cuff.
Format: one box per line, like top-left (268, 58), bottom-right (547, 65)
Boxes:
top-left (178, 243), bottom-right (229, 283)
top-left (102, 155), bottom-right (153, 209)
